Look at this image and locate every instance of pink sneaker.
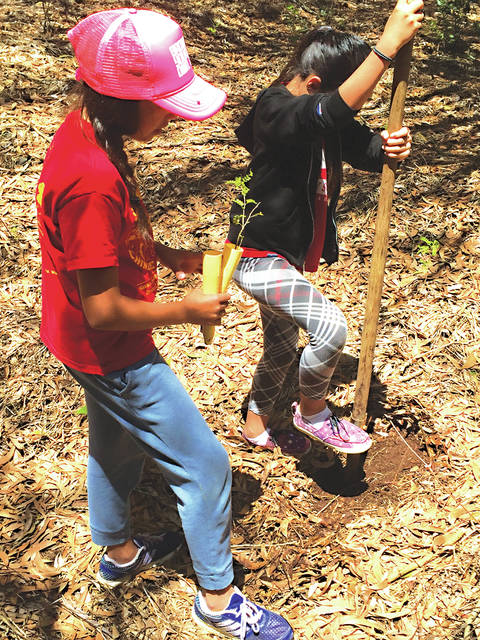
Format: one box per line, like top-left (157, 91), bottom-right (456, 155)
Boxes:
top-left (292, 402), bottom-right (372, 454)
top-left (241, 429), bottom-right (311, 457)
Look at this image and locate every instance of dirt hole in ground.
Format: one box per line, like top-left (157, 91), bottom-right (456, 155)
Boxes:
top-left (303, 429), bottom-right (428, 526)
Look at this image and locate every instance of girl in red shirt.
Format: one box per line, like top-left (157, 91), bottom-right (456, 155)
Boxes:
top-left (36, 8), bottom-right (293, 639)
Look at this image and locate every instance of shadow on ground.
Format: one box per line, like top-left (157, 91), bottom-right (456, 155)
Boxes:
top-left (239, 349), bottom-right (428, 508)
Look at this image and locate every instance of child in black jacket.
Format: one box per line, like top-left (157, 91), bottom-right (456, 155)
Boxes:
top-left (227, 0), bottom-right (423, 461)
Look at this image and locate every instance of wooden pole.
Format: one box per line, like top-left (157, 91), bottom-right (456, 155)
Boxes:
top-left (351, 39), bottom-right (415, 432)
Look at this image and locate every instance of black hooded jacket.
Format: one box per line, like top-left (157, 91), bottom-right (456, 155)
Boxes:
top-left (227, 85), bottom-right (385, 267)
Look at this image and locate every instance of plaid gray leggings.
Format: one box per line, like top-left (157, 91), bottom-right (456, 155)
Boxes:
top-left (233, 255), bottom-right (347, 416)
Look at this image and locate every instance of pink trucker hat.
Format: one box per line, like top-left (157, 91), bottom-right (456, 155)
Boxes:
top-left (67, 8), bottom-right (226, 121)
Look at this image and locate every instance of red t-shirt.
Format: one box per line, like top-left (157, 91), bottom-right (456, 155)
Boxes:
top-left (304, 146), bottom-right (328, 272)
top-left (36, 110), bottom-right (157, 374)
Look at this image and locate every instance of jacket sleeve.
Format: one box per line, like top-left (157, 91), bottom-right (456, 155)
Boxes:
top-left (340, 120), bottom-right (384, 173)
top-left (252, 87), bottom-right (358, 149)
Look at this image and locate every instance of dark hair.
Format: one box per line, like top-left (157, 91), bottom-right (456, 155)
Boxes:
top-left (76, 82), bottom-right (151, 236)
top-left (273, 26), bottom-right (371, 90)
top-left (272, 27), bottom-right (371, 197)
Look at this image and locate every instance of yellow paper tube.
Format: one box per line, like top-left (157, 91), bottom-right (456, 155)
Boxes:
top-left (202, 250), bottom-right (222, 344)
top-left (221, 242), bottom-right (233, 272)
top-left (221, 244), bottom-right (243, 293)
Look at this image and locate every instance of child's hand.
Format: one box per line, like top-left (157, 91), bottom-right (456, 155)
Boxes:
top-left (380, 126), bottom-right (412, 160)
top-left (378, 0), bottom-right (424, 59)
top-left (181, 288), bottom-right (231, 325)
top-left (155, 243), bottom-right (203, 279)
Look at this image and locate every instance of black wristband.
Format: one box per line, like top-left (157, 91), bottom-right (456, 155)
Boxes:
top-left (372, 46), bottom-right (394, 63)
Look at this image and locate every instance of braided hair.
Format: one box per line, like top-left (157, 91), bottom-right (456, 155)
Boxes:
top-left (77, 82), bottom-right (151, 236)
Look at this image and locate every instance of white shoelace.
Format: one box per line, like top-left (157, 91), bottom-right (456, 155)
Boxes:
top-left (199, 587), bottom-right (264, 640)
top-left (237, 595), bottom-right (262, 640)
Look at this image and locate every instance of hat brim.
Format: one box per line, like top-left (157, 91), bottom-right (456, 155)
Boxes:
top-left (153, 74), bottom-right (227, 121)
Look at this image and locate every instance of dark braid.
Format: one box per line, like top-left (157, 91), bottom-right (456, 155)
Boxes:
top-left (77, 82), bottom-right (151, 236)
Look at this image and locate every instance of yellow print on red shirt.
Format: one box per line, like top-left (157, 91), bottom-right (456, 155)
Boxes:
top-left (124, 220), bottom-right (158, 297)
top-left (36, 182), bottom-right (46, 239)
top-left (36, 182), bottom-right (45, 207)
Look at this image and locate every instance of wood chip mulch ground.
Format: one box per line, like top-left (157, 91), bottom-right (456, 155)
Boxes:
top-left (1, 0), bottom-right (479, 638)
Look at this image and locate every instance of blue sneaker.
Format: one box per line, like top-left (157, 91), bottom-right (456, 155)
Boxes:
top-left (192, 586), bottom-right (294, 639)
top-left (97, 532), bottom-right (182, 587)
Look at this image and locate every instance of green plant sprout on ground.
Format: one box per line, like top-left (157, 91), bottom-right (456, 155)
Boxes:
top-left (416, 235), bottom-right (441, 273)
top-left (206, 18), bottom-right (223, 35)
top-left (227, 171), bottom-right (262, 248)
top-left (428, 0), bottom-right (479, 51)
top-left (417, 236), bottom-right (440, 257)
top-left (282, 2), bottom-right (310, 31)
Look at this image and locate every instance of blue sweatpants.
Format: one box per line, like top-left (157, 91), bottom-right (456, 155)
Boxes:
top-left (67, 349), bottom-right (233, 591)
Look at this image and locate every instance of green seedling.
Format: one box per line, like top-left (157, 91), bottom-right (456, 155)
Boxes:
top-left (417, 236), bottom-right (440, 257)
top-left (433, 0), bottom-right (475, 51)
top-left (282, 3), bottom-right (309, 31)
top-left (416, 236), bottom-right (441, 273)
top-left (227, 171), bottom-right (263, 248)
